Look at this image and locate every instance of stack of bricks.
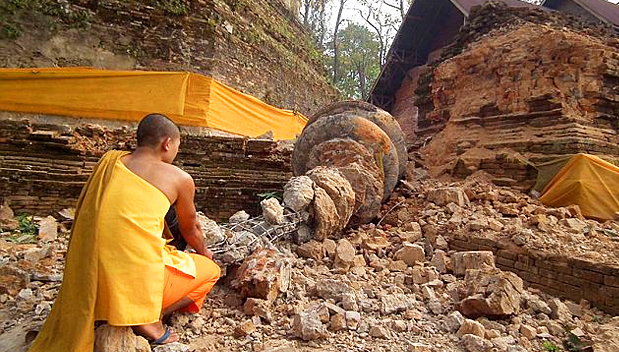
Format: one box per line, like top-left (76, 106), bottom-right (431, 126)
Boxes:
top-left (447, 233), bottom-right (619, 315)
top-left (0, 114), bottom-right (292, 221)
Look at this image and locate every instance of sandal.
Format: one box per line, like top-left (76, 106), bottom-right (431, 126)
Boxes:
top-left (151, 326), bottom-right (173, 345)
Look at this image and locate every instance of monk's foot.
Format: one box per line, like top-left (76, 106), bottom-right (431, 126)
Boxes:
top-left (132, 321), bottom-right (179, 345)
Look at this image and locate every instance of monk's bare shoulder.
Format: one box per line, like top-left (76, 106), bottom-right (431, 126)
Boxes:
top-left (160, 162), bottom-right (194, 186)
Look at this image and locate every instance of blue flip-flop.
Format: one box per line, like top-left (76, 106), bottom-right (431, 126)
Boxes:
top-left (151, 327), bottom-right (172, 345)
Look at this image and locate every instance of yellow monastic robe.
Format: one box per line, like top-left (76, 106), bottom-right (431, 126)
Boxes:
top-left (28, 150), bottom-right (196, 352)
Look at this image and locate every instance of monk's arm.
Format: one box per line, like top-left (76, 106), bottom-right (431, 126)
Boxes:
top-left (175, 175), bottom-right (210, 258)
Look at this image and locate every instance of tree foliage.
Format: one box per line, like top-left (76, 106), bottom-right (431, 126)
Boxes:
top-left (330, 23), bottom-right (381, 99)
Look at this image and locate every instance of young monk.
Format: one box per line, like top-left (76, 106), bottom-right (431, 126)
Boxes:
top-left (28, 114), bottom-right (220, 351)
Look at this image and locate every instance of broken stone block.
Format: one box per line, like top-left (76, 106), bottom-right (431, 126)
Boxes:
top-left (312, 186), bottom-right (339, 241)
top-left (323, 238), bottom-right (337, 258)
top-left (431, 249), bottom-right (451, 273)
top-left (487, 219), bottom-right (504, 231)
top-left (457, 269), bottom-right (524, 319)
top-left (292, 310), bottom-right (328, 341)
top-left (408, 343), bottom-right (432, 352)
top-left (334, 239), bottom-right (355, 269)
top-left (565, 301), bottom-right (582, 317)
top-left (394, 243), bottom-right (425, 267)
top-left (345, 311), bottom-right (361, 330)
top-left (152, 343), bottom-right (190, 352)
top-left (445, 311), bottom-right (465, 332)
top-left (315, 278), bottom-right (353, 301)
top-left (520, 324), bottom-right (536, 339)
top-left (427, 187), bottom-right (470, 207)
top-left (37, 216), bottom-right (58, 242)
top-left (412, 266), bottom-right (439, 285)
top-left (329, 313), bottom-right (346, 331)
top-left (460, 334), bottom-right (492, 352)
top-left (452, 251), bottom-right (495, 276)
top-left (283, 176), bottom-right (315, 212)
top-left (0, 201), bottom-right (18, 231)
top-left (527, 296), bottom-right (552, 315)
top-left (485, 329), bottom-right (500, 339)
top-left (369, 325), bottom-right (391, 339)
top-left (362, 234), bottom-right (391, 251)
top-left (316, 304), bottom-right (330, 323)
top-left (402, 221), bottom-right (423, 240)
top-left (293, 224), bottom-right (314, 244)
top-left (296, 240), bottom-right (324, 261)
top-left (457, 319), bottom-right (485, 338)
top-left (234, 319), bottom-right (256, 338)
top-left (390, 320), bottom-right (407, 332)
top-left (306, 166), bottom-right (355, 231)
top-left (322, 302), bottom-right (346, 316)
top-left (94, 324), bottom-right (151, 352)
top-left (352, 255), bottom-right (366, 268)
top-left (23, 245), bottom-right (51, 263)
top-left (197, 213), bottom-right (225, 247)
top-left (0, 265), bottom-right (30, 296)
top-left (342, 293), bottom-right (358, 311)
top-left (548, 298), bottom-right (572, 322)
top-left (389, 259), bottom-right (408, 272)
top-left (560, 218), bottom-right (587, 233)
top-left (243, 298), bottom-right (272, 323)
top-left (232, 248), bottom-right (291, 302)
top-left (228, 210), bottom-right (250, 224)
top-left (380, 293), bottom-right (412, 315)
top-left (421, 286), bottom-right (436, 300)
top-left (261, 198), bottom-right (285, 225)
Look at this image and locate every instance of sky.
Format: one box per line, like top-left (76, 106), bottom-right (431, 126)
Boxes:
top-left (332, 0), bottom-right (619, 28)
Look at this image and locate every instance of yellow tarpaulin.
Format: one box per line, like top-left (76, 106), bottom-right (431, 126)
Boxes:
top-left (539, 153), bottom-right (619, 221)
top-left (0, 67), bottom-right (307, 140)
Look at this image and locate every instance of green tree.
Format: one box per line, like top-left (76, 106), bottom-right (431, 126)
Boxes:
top-left (330, 23), bottom-right (381, 99)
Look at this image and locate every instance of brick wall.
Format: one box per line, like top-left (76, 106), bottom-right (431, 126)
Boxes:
top-left (447, 233), bottom-right (619, 315)
top-left (0, 114), bottom-right (292, 221)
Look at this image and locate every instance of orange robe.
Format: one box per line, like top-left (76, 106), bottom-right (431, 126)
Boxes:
top-left (28, 150), bottom-right (215, 352)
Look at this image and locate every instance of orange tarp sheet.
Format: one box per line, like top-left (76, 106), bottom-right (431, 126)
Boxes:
top-left (0, 67), bottom-right (307, 140)
top-left (539, 154), bottom-right (619, 221)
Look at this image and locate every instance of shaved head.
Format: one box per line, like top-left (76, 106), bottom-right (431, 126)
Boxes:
top-left (137, 114), bottom-right (180, 147)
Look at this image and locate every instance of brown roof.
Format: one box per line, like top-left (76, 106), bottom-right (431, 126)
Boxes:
top-left (543, 0), bottom-right (619, 27)
top-left (451, 0), bottom-right (539, 16)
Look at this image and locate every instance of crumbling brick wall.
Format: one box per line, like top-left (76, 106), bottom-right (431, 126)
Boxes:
top-left (447, 234), bottom-right (619, 315)
top-left (394, 4), bottom-right (619, 186)
top-left (0, 114), bottom-right (292, 221)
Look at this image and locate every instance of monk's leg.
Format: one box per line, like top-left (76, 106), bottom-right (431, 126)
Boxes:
top-left (175, 254), bottom-right (220, 313)
top-left (162, 296), bottom-right (193, 318)
top-left (161, 255), bottom-right (220, 315)
top-left (132, 321), bottom-right (179, 343)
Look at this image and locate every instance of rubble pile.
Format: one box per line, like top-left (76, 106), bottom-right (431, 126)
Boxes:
top-left (2, 171), bottom-right (619, 351)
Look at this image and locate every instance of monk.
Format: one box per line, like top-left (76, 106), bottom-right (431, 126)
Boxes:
top-left (28, 114), bottom-right (220, 351)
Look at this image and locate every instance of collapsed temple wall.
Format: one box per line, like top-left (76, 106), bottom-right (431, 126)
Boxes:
top-left (0, 113), bottom-right (293, 220)
top-left (447, 233), bottom-right (619, 315)
top-left (392, 4), bottom-right (619, 187)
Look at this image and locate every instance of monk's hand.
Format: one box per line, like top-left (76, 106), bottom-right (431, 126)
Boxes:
top-left (204, 247), bottom-right (214, 260)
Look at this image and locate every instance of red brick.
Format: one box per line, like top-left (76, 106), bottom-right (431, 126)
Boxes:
top-left (604, 275), bottom-right (619, 288)
top-left (572, 268), bottom-right (603, 284)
